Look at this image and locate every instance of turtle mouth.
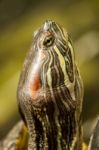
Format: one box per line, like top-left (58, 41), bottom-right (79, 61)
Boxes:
top-left (43, 20), bottom-right (53, 31)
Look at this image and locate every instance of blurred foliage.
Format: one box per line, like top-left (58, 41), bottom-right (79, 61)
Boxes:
top-left (0, 0), bottom-right (99, 143)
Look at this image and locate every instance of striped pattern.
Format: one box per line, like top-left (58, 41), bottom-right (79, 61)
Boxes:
top-left (17, 20), bottom-right (83, 150)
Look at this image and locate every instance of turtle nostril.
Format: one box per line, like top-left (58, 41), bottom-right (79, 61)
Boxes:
top-left (43, 20), bottom-right (53, 31)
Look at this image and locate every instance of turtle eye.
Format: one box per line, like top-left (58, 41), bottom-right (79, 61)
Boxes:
top-left (43, 35), bottom-right (54, 47)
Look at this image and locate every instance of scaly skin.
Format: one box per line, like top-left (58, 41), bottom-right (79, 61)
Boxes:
top-left (17, 20), bottom-right (84, 150)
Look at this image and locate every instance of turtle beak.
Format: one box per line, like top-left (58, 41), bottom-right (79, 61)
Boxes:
top-left (43, 20), bottom-right (53, 31)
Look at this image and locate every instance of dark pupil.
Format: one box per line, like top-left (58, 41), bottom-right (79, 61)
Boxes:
top-left (47, 39), bottom-right (51, 44)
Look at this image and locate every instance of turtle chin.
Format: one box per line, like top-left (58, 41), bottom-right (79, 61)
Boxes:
top-left (18, 81), bottom-right (77, 150)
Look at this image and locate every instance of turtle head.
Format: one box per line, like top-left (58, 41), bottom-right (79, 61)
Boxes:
top-left (17, 20), bottom-right (75, 106)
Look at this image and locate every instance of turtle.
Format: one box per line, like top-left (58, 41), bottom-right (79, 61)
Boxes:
top-left (0, 20), bottom-right (99, 150)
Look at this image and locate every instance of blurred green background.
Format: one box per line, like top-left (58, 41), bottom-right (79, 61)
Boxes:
top-left (0, 0), bottom-right (99, 144)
